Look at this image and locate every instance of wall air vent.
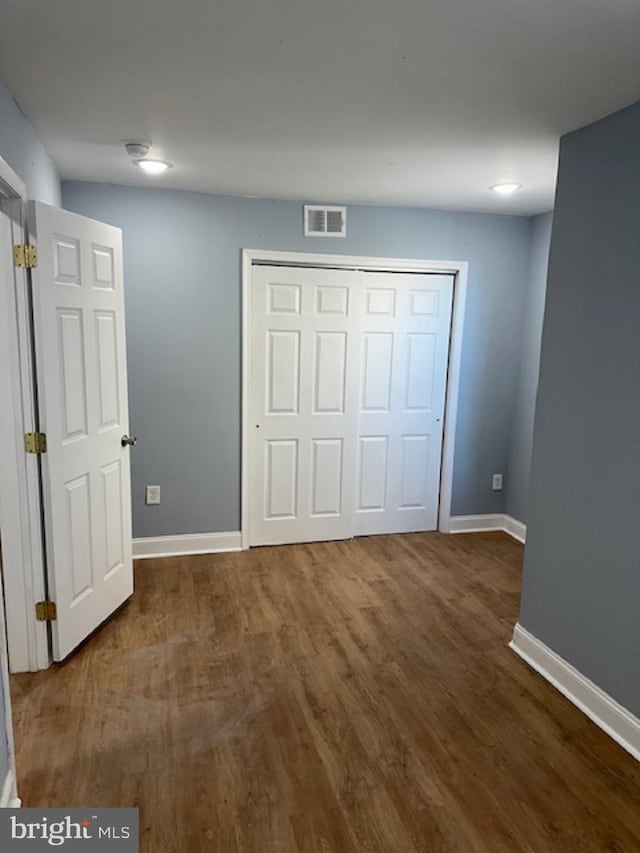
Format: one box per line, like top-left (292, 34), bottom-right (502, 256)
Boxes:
top-left (304, 205), bottom-right (347, 238)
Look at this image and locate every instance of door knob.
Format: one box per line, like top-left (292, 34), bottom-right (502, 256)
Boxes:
top-left (121, 434), bottom-right (137, 447)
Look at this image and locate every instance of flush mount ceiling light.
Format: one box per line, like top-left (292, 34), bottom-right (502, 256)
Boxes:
top-left (134, 158), bottom-right (172, 175)
top-left (490, 182), bottom-right (522, 196)
top-left (124, 141), bottom-right (172, 176)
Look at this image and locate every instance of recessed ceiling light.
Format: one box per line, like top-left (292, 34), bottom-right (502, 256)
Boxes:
top-left (490, 183), bottom-right (522, 196)
top-left (135, 159), bottom-right (172, 176)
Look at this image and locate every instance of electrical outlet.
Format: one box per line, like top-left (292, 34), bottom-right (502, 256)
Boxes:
top-left (145, 485), bottom-right (161, 505)
top-left (492, 474), bottom-right (503, 491)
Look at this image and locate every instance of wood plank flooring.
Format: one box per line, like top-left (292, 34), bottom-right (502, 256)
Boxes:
top-left (10, 532), bottom-right (640, 851)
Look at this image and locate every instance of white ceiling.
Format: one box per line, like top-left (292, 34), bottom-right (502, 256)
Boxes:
top-left (1, 0), bottom-right (639, 215)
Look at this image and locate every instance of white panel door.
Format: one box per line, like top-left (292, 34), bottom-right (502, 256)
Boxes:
top-left (29, 201), bottom-right (133, 660)
top-left (250, 266), bottom-right (362, 545)
top-left (355, 273), bottom-right (454, 535)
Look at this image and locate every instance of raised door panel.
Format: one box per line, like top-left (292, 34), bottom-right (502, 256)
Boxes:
top-left (57, 309), bottom-right (88, 442)
top-left (64, 474), bottom-right (94, 604)
top-left (409, 289), bottom-right (439, 317)
top-left (399, 435), bottom-right (430, 509)
top-left (101, 460), bottom-right (125, 579)
top-left (268, 283), bottom-right (301, 315)
top-left (316, 285), bottom-right (349, 316)
top-left (357, 436), bottom-right (388, 513)
top-left (266, 331), bottom-right (300, 414)
top-left (366, 288), bottom-right (396, 317)
top-left (404, 333), bottom-right (436, 412)
top-left (313, 332), bottom-right (347, 414)
top-left (91, 244), bottom-right (115, 291)
top-left (311, 439), bottom-right (343, 517)
top-left (95, 311), bottom-right (120, 431)
top-left (361, 333), bottom-right (393, 413)
top-left (265, 439), bottom-right (299, 520)
top-left (52, 236), bottom-right (81, 286)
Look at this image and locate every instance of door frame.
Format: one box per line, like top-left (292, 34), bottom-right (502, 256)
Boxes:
top-left (241, 248), bottom-right (468, 548)
top-left (0, 155), bottom-right (46, 808)
top-left (0, 156), bottom-right (49, 677)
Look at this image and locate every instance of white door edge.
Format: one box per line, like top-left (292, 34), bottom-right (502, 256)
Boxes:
top-left (241, 248), bottom-right (468, 547)
top-left (0, 162), bottom-right (50, 675)
top-left (0, 206), bottom-right (50, 675)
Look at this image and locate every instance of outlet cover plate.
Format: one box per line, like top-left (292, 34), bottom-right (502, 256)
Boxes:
top-left (146, 485), bottom-right (161, 505)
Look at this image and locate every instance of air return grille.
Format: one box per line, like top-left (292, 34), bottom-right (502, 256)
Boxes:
top-left (304, 205), bottom-right (347, 237)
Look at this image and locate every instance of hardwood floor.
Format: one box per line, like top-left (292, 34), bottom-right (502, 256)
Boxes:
top-left (10, 532), bottom-right (640, 851)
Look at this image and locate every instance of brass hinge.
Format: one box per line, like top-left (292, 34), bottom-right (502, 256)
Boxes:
top-left (24, 432), bottom-right (47, 454)
top-left (35, 601), bottom-right (57, 622)
top-left (13, 244), bottom-right (38, 269)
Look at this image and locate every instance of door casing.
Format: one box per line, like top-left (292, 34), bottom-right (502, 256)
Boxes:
top-left (0, 155), bottom-right (41, 807)
top-left (0, 160), bottom-right (50, 678)
top-left (241, 249), bottom-right (468, 549)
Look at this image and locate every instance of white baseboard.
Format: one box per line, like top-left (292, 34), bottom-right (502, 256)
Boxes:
top-left (503, 515), bottom-right (527, 544)
top-left (133, 531), bottom-right (243, 559)
top-left (510, 623), bottom-right (640, 762)
top-left (448, 513), bottom-right (505, 534)
top-left (134, 518), bottom-right (524, 558)
top-left (0, 770), bottom-right (11, 807)
top-left (449, 513), bottom-right (526, 543)
top-left (0, 769), bottom-right (19, 808)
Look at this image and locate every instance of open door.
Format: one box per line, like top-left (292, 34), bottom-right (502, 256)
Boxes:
top-left (28, 201), bottom-right (134, 660)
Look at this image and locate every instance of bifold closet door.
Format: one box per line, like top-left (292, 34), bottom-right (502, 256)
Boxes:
top-left (354, 273), bottom-right (454, 535)
top-left (249, 265), bottom-right (454, 546)
top-left (250, 266), bottom-right (362, 546)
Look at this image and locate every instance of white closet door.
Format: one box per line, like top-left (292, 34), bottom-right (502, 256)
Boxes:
top-left (249, 265), bottom-right (454, 545)
top-left (354, 273), bottom-right (454, 535)
top-left (250, 266), bottom-right (362, 546)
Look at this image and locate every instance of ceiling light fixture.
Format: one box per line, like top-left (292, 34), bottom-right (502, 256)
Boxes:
top-left (134, 158), bottom-right (172, 176)
top-left (490, 182), bottom-right (522, 196)
top-left (124, 141), bottom-right (172, 176)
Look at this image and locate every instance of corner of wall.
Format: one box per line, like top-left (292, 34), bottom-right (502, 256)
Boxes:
top-left (504, 210), bottom-right (553, 527)
top-left (0, 78), bottom-right (61, 205)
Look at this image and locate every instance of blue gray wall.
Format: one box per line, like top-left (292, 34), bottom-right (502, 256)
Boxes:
top-left (62, 182), bottom-right (534, 538)
top-left (505, 212), bottom-right (552, 524)
top-left (519, 100), bottom-right (640, 716)
top-left (0, 81), bottom-right (60, 206)
top-left (0, 77), bottom-right (61, 794)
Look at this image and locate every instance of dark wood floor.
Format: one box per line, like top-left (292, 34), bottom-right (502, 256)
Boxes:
top-left (11, 533), bottom-right (640, 851)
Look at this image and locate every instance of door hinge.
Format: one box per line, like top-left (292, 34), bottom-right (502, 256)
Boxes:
top-left (35, 601), bottom-right (57, 622)
top-left (24, 432), bottom-right (47, 454)
top-left (13, 243), bottom-right (38, 269)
